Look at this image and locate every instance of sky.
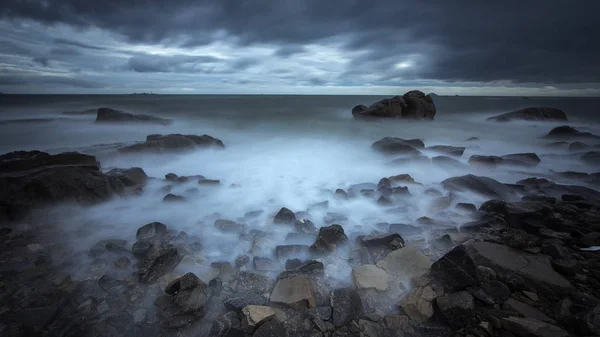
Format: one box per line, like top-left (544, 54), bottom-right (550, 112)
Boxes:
top-left (0, 1), bottom-right (599, 96)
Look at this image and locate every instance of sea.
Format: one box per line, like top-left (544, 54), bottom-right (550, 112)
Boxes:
top-left (1, 94), bottom-right (599, 282)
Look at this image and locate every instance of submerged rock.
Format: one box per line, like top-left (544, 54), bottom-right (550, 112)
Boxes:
top-left (441, 174), bottom-right (517, 200)
top-left (487, 107), bottom-right (568, 122)
top-left (95, 107), bottom-right (173, 125)
top-left (119, 133), bottom-right (225, 153)
top-left (274, 207), bottom-right (296, 225)
top-left (543, 125), bottom-right (600, 140)
top-left (427, 145), bottom-right (466, 157)
top-left (372, 137), bottom-right (424, 155)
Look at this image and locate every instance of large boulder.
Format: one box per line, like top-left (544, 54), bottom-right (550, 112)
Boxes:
top-left (155, 272), bottom-right (212, 328)
top-left (138, 246), bottom-right (181, 283)
top-left (269, 275), bottom-right (317, 309)
top-left (0, 150), bottom-right (98, 172)
top-left (372, 137), bottom-right (424, 155)
top-left (543, 126), bottom-right (600, 140)
top-left (331, 288), bottom-right (363, 327)
top-left (352, 90), bottom-right (436, 120)
top-left (487, 107), bottom-right (568, 122)
top-left (119, 134), bottom-right (225, 153)
top-left (309, 224), bottom-right (348, 255)
top-left (436, 291), bottom-right (477, 329)
top-left (95, 107), bottom-right (173, 125)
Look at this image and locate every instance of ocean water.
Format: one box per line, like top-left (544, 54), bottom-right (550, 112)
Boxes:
top-left (1, 94), bottom-right (599, 283)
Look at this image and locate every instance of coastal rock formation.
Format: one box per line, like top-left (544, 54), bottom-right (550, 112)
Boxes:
top-left (543, 126), bottom-right (600, 140)
top-left (372, 137), bottom-right (424, 155)
top-left (487, 107), bottom-right (568, 122)
top-left (119, 134), bottom-right (225, 153)
top-left (352, 90), bottom-right (436, 120)
top-left (0, 150), bottom-right (147, 222)
top-left (95, 107), bottom-right (173, 125)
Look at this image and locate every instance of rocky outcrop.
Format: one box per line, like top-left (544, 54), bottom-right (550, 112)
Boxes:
top-left (95, 107), bottom-right (173, 125)
top-left (309, 224), bottom-right (348, 255)
top-left (543, 126), bottom-right (600, 140)
top-left (0, 150), bottom-right (146, 222)
top-left (119, 133), bottom-right (225, 153)
top-left (441, 174), bottom-right (517, 200)
top-left (487, 107), bottom-right (568, 122)
top-left (372, 137), bottom-right (424, 155)
top-left (155, 272), bottom-right (212, 328)
top-left (352, 90), bottom-right (436, 120)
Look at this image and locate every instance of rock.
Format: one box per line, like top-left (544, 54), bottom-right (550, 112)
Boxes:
top-left (132, 241), bottom-right (152, 258)
top-left (388, 223), bottom-right (421, 236)
top-left (106, 167), bottom-right (148, 186)
top-left (400, 285), bottom-right (437, 322)
top-left (275, 245), bottom-right (309, 260)
top-left (199, 178), bottom-right (220, 185)
top-left (543, 125), bottom-right (600, 140)
top-left (95, 107), bottom-right (173, 124)
top-left (285, 258), bottom-right (303, 270)
top-left (551, 259), bottom-right (581, 276)
top-left (138, 246), bottom-right (181, 283)
top-left (308, 200), bottom-right (329, 211)
top-left (436, 291), bottom-right (477, 329)
top-left (402, 90), bottom-right (437, 119)
top-left (481, 281), bottom-right (511, 303)
top-left (456, 203), bottom-right (478, 213)
top-left (253, 257), bottom-right (279, 272)
top-left (294, 219), bottom-right (317, 234)
top-left (581, 151), bottom-right (600, 164)
top-left (569, 141), bottom-right (592, 152)
top-left (209, 311), bottom-right (245, 337)
top-left (501, 153), bottom-right (541, 167)
top-left (372, 137), bottom-right (423, 155)
top-left (487, 107), bottom-right (568, 122)
top-left (135, 222), bottom-right (167, 241)
top-left (270, 275), bottom-right (317, 309)
top-left (503, 298), bottom-right (554, 323)
top-left (523, 291), bottom-right (539, 302)
top-left (253, 319), bottom-right (286, 337)
top-left (441, 174), bottom-right (517, 200)
top-left (90, 239), bottom-right (128, 256)
top-left (352, 90), bottom-right (436, 120)
top-left (215, 219), bottom-right (246, 234)
top-left (163, 193), bottom-right (185, 202)
top-left (335, 189), bottom-right (349, 200)
top-left (376, 245), bottom-right (431, 280)
top-left (225, 293), bottom-right (269, 312)
top-left (352, 265), bottom-right (390, 291)
top-left (432, 155), bottom-right (466, 168)
top-left (0, 150), bottom-right (98, 172)
top-left (501, 317), bottom-right (568, 337)
top-left (469, 155), bottom-right (504, 167)
top-left (274, 207), bottom-right (296, 225)
top-left (309, 224), bottom-right (348, 255)
top-left (331, 288), bottom-right (363, 327)
top-left (119, 133), bottom-right (225, 153)
top-left (585, 304), bottom-right (600, 335)
top-left (233, 273), bottom-right (272, 294)
top-left (155, 273), bottom-right (212, 328)
top-left (359, 319), bottom-right (383, 337)
top-left (431, 245), bottom-right (481, 292)
top-left (114, 256), bottom-right (131, 268)
top-left (241, 305), bottom-right (275, 333)
top-left (279, 260), bottom-right (325, 279)
top-left (360, 233), bottom-right (405, 262)
top-left (427, 145), bottom-right (466, 157)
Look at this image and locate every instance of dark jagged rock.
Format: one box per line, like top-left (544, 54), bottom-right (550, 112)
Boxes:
top-left (543, 125), bottom-right (600, 140)
top-left (0, 150), bottom-right (98, 172)
top-left (275, 245), bottom-right (309, 260)
top-left (294, 219), bottom-right (317, 234)
top-left (432, 155), bottom-right (466, 168)
top-left (136, 222), bottom-right (168, 242)
top-left (278, 260), bottom-right (325, 279)
top-left (209, 311), bottom-right (245, 337)
top-left (334, 188), bottom-right (349, 200)
top-left (132, 241), bottom-right (153, 258)
top-left (431, 245), bottom-right (481, 292)
top-left (138, 246), bottom-right (181, 283)
top-left (427, 145), bottom-right (466, 157)
top-left (468, 155), bottom-right (504, 167)
top-left (119, 133), bottom-right (225, 153)
top-left (106, 167), bottom-right (148, 187)
top-left (155, 272), bottom-right (212, 328)
top-left (360, 233), bottom-right (404, 263)
top-left (274, 207), bottom-right (296, 225)
top-left (436, 291), bottom-right (477, 329)
top-left (309, 224), bottom-right (348, 255)
top-left (95, 107), bottom-right (173, 125)
top-left (214, 219), bottom-right (246, 234)
top-left (501, 153), bottom-right (541, 167)
top-left (372, 137), bottom-right (423, 155)
top-left (487, 107), bottom-right (568, 122)
top-left (163, 193), bottom-right (186, 202)
top-left (352, 90), bottom-right (436, 120)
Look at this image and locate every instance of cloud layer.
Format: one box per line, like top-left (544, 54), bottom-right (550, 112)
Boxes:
top-left (0, 1), bottom-right (599, 94)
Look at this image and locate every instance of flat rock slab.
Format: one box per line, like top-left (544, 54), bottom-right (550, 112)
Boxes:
top-left (352, 265), bottom-right (390, 291)
top-left (501, 316), bottom-right (569, 337)
top-left (376, 245), bottom-right (431, 281)
top-left (468, 241), bottom-right (571, 290)
top-left (242, 305), bottom-right (275, 334)
top-left (269, 275), bottom-right (316, 309)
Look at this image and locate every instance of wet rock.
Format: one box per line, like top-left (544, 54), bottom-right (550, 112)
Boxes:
top-left (241, 305), bottom-right (275, 333)
top-left (214, 219), bottom-right (246, 234)
top-left (388, 174), bottom-right (416, 184)
top-left (400, 285), bottom-right (437, 322)
top-left (436, 291), bottom-right (476, 329)
top-left (388, 223), bottom-right (421, 236)
top-left (90, 239), bottom-right (128, 257)
top-left (270, 275), bottom-right (317, 309)
top-left (309, 224), bottom-right (348, 255)
top-left (402, 90), bottom-right (437, 119)
top-left (132, 241), bottom-right (152, 258)
top-left (106, 167), bottom-right (148, 187)
top-left (360, 233), bottom-right (404, 262)
top-left (253, 318), bottom-right (286, 337)
top-left (481, 280), bottom-right (511, 303)
top-left (335, 189), bottom-right (349, 200)
top-left (352, 90), bottom-right (436, 120)
top-left (253, 257), bottom-right (279, 272)
top-left (119, 133), bottom-right (225, 153)
top-left (96, 107), bottom-right (173, 124)
top-left (114, 256), bottom-right (131, 268)
top-left (376, 245), bottom-right (431, 280)
top-left (431, 245), bottom-right (480, 292)
top-left (209, 311), bottom-right (245, 337)
top-left (274, 207), bottom-right (297, 225)
top-left (352, 265), bottom-right (390, 291)
top-left (456, 202), bottom-right (478, 212)
top-left (501, 317), bottom-right (568, 337)
top-left (501, 153), bottom-right (541, 167)
top-left (225, 293), bottom-right (269, 312)
top-left (503, 298), bottom-right (554, 323)
top-left (199, 178), bottom-right (220, 185)
top-left (359, 319), bottom-right (383, 337)
top-left (581, 151), bottom-right (600, 164)
top-left (551, 259), bottom-right (581, 276)
top-left (245, 210), bottom-right (265, 219)
top-left (136, 222), bottom-right (167, 241)
top-left (441, 174), bottom-right (516, 200)
top-left (138, 246), bottom-right (181, 283)
top-left (378, 177), bottom-right (393, 196)
top-left (584, 304), bottom-right (600, 335)
top-left (469, 155), bottom-right (504, 167)
top-left (427, 145), bottom-right (466, 157)
top-left (294, 219), bottom-right (318, 234)
top-left (543, 125), bottom-right (600, 140)
top-left (372, 137), bottom-right (423, 155)
top-left (331, 288), bottom-right (363, 327)
top-left (487, 107), bottom-right (567, 122)
top-left (432, 155), bottom-right (466, 168)
top-left (275, 245), bottom-right (309, 260)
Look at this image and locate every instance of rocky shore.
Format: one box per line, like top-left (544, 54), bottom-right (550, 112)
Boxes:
top-left (1, 103), bottom-right (600, 337)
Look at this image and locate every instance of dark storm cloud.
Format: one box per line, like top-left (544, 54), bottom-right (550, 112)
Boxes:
top-left (127, 54), bottom-right (222, 73)
top-left (32, 57), bottom-right (49, 67)
top-left (0, 74), bottom-right (105, 88)
top-left (274, 45), bottom-right (306, 58)
top-left (54, 38), bottom-right (105, 50)
top-left (1, 0), bottom-right (599, 84)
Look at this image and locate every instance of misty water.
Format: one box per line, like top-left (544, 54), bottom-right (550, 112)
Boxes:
top-left (1, 94), bottom-right (600, 286)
